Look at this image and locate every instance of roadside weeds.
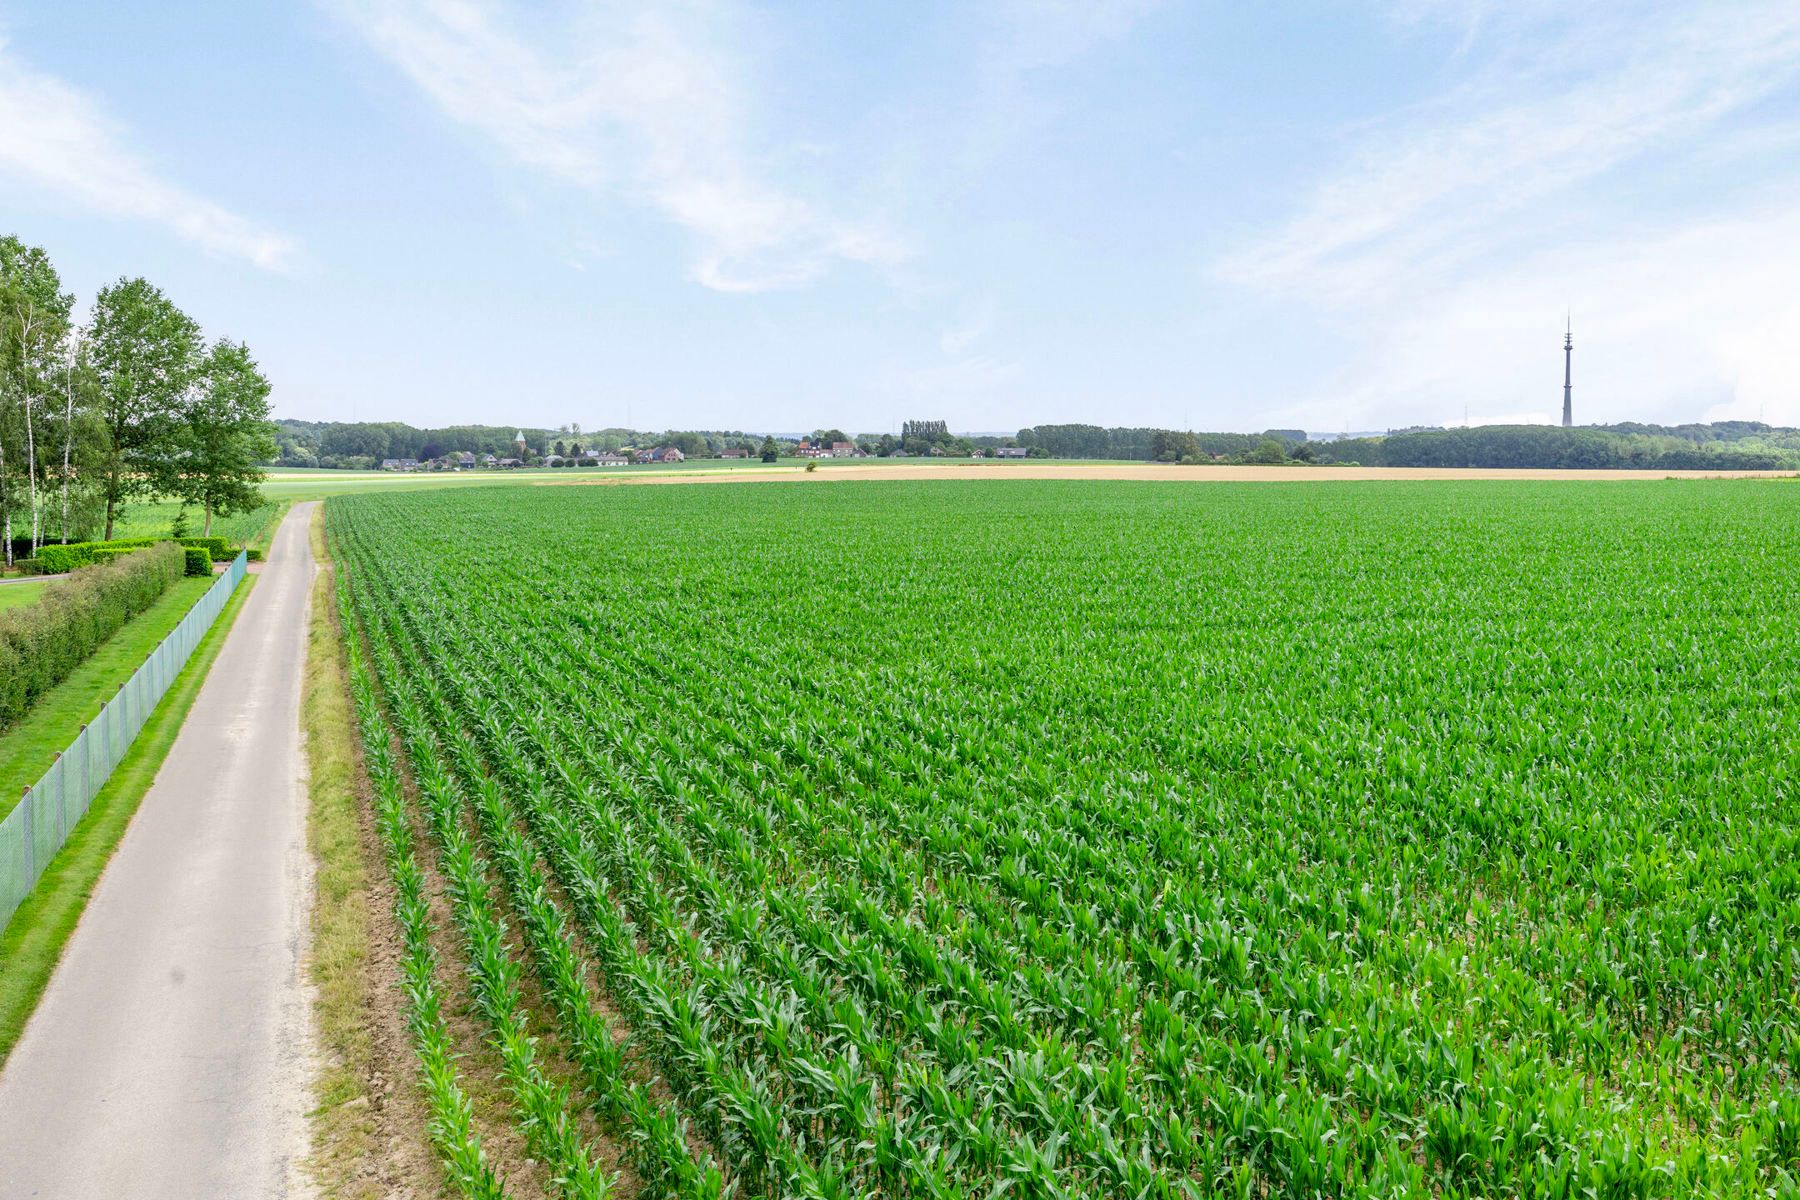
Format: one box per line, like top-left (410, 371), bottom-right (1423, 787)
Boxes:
top-left (303, 502), bottom-right (436, 1198)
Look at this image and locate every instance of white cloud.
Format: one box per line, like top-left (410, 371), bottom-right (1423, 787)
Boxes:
top-left (1268, 196), bottom-right (1800, 429)
top-left (1221, 1), bottom-right (1800, 429)
top-left (1223, 4), bottom-right (1800, 300)
top-left (0, 38), bottom-right (295, 270)
top-left (334, 0), bottom-right (902, 292)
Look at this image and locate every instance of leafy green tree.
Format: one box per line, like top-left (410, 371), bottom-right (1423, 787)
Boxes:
top-left (1246, 437), bottom-right (1289, 465)
top-left (90, 278), bottom-right (202, 539)
top-left (760, 435), bottom-right (779, 464)
top-left (1, 236), bottom-right (75, 560)
top-left (666, 430), bottom-right (713, 457)
top-left (177, 340), bottom-right (274, 535)
top-left (1150, 429), bottom-right (1201, 462)
top-left (50, 329), bottom-right (105, 543)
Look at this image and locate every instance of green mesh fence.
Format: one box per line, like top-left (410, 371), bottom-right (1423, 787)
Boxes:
top-left (0, 552), bottom-right (248, 933)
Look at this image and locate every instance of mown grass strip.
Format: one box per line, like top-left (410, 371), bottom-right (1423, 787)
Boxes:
top-left (0, 576), bottom-right (257, 1064)
top-left (302, 504), bottom-right (384, 1197)
top-left (0, 580), bottom-right (49, 612)
top-left (0, 574), bottom-right (215, 816)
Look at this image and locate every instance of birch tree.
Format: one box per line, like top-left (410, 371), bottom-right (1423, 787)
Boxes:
top-left (1, 238), bottom-right (73, 562)
top-left (89, 277), bottom-right (201, 540)
top-left (57, 327), bottom-right (96, 544)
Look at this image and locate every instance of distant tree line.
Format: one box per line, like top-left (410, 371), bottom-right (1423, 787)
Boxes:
top-left (1019, 424), bottom-right (1281, 461)
top-left (275, 415), bottom-right (1800, 473)
top-left (1024, 421), bottom-right (1800, 470)
top-left (1318, 424), bottom-right (1800, 471)
top-left (274, 420), bottom-right (778, 467)
top-left (0, 234), bottom-right (274, 565)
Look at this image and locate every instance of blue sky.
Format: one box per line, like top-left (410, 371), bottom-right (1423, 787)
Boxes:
top-left (4, 1), bottom-right (1800, 434)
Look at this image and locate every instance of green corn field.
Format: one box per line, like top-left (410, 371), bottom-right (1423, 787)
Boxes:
top-left (328, 479), bottom-right (1800, 1199)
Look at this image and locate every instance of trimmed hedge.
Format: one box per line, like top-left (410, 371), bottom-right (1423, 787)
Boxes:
top-left (35, 535), bottom-right (231, 574)
top-left (33, 544), bottom-right (89, 574)
top-left (0, 541), bottom-right (186, 732)
top-left (183, 546), bottom-right (212, 576)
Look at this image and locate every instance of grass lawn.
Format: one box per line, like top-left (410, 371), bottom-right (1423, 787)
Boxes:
top-left (0, 575), bottom-right (217, 819)
top-left (108, 499), bottom-right (284, 547)
top-left (0, 579), bottom-right (49, 612)
top-left (0, 577), bottom-right (256, 1064)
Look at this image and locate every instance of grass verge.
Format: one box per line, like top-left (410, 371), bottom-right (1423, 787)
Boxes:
top-left (0, 574), bottom-right (216, 817)
top-left (0, 574), bottom-right (256, 1064)
top-left (303, 503), bottom-right (388, 1198)
top-left (0, 579), bottom-right (49, 612)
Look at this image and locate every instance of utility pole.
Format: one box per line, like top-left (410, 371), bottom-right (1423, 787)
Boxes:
top-left (1562, 316), bottom-right (1573, 428)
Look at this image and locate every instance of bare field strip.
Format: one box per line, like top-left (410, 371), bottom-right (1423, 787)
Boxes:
top-left (542, 462), bottom-right (1800, 486)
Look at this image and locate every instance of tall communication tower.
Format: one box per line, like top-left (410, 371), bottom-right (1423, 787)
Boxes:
top-left (1561, 316), bottom-right (1573, 428)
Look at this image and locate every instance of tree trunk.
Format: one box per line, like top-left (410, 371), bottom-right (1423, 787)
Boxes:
top-left (59, 367), bottom-right (74, 544)
top-left (23, 383), bottom-right (39, 555)
top-left (1, 438), bottom-right (11, 568)
top-left (204, 498), bottom-right (213, 537)
top-left (17, 308), bottom-right (41, 556)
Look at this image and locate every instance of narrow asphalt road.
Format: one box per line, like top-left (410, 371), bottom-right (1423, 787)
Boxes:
top-left (0, 503), bottom-right (318, 1199)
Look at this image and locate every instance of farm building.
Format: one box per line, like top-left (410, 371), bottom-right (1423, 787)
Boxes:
top-left (994, 446), bottom-right (1029, 458)
top-left (719, 448), bottom-right (750, 459)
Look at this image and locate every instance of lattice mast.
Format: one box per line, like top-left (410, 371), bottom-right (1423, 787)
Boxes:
top-left (1562, 317), bottom-right (1573, 428)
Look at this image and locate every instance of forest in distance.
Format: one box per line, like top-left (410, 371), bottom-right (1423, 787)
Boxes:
top-left (274, 416), bottom-right (1800, 473)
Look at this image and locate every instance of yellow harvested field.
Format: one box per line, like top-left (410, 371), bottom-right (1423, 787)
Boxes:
top-left (547, 462), bottom-right (1799, 486)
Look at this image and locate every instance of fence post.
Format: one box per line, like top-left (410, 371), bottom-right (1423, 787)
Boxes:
top-left (20, 786), bottom-right (32, 885)
top-left (76, 725), bottom-right (90, 826)
top-left (50, 752), bottom-right (64, 844)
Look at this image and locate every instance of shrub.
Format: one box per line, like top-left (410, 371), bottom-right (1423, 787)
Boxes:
top-left (36, 544), bottom-right (94, 573)
top-left (0, 541), bottom-right (185, 732)
top-left (103, 535), bottom-right (231, 561)
top-left (184, 546), bottom-right (212, 576)
top-left (28, 535), bottom-right (232, 573)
